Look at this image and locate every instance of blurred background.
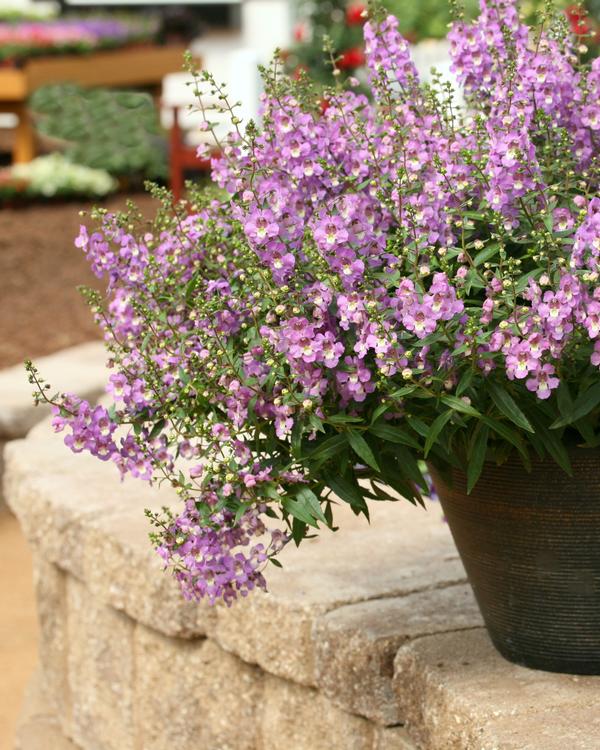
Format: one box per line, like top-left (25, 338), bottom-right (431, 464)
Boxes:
top-left (1, 0), bottom-right (599, 746)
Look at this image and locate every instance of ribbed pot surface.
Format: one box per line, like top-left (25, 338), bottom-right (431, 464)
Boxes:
top-left (430, 449), bottom-right (600, 674)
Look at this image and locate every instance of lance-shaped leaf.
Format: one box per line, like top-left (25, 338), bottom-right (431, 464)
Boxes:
top-left (424, 410), bottom-right (453, 457)
top-left (489, 383), bottom-right (534, 433)
top-left (347, 430), bottom-right (380, 471)
top-left (467, 424), bottom-right (489, 494)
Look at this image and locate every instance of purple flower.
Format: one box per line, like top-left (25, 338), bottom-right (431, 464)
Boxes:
top-left (244, 209), bottom-right (280, 245)
top-left (526, 364), bottom-right (560, 400)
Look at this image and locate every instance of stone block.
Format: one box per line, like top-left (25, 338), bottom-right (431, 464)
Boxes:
top-left (373, 726), bottom-right (418, 750)
top-left (4, 432), bottom-right (136, 570)
top-left (393, 628), bottom-right (600, 750)
top-left (4, 428), bottom-right (213, 637)
top-left (134, 626), bottom-right (263, 750)
top-left (15, 668), bottom-right (79, 750)
top-left (7, 420), bottom-right (466, 679)
top-left (32, 555), bottom-right (70, 723)
top-left (314, 583), bottom-right (482, 724)
top-left (210, 594), bottom-right (325, 688)
top-left (474, 704), bottom-right (600, 750)
top-left (259, 674), bottom-right (374, 750)
top-left (82, 507), bottom-right (214, 638)
top-left (211, 500), bottom-right (466, 686)
top-left (66, 577), bottom-right (136, 750)
top-left (0, 341), bottom-right (107, 440)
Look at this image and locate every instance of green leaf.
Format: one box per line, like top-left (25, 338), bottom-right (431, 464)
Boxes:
top-left (467, 425), bottom-right (489, 494)
top-left (148, 419), bottom-right (166, 441)
top-left (308, 414), bottom-right (325, 433)
top-left (489, 383), bottom-right (534, 433)
top-left (440, 395), bottom-right (481, 418)
top-left (323, 471), bottom-right (369, 517)
top-left (473, 243), bottom-right (500, 266)
top-left (514, 268), bottom-right (543, 293)
top-left (282, 495), bottom-right (319, 528)
top-left (556, 381), bottom-right (574, 419)
top-left (291, 419), bottom-right (303, 458)
top-left (291, 517), bottom-right (308, 546)
top-left (305, 433), bottom-right (348, 463)
top-left (295, 486), bottom-right (328, 524)
top-left (368, 422), bottom-right (420, 449)
top-left (262, 483), bottom-right (282, 501)
top-left (529, 414), bottom-right (572, 476)
top-left (481, 415), bottom-right (530, 468)
top-left (416, 329), bottom-right (446, 347)
top-left (347, 430), bottom-right (380, 471)
top-left (385, 444), bottom-right (428, 493)
top-left (424, 410), bottom-right (453, 458)
top-left (456, 369), bottom-right (474, 397)
top-left (550, 382), bottom-right (600, 429)
top-left (389, 385), bottom-right (417, 400)
top-left (234, 502), bottom-right (251, 524)
top-left (554, 382), bottom-right (597, 443)
top-left (406, 415), bottom-right (429, 438)
top-left (327, 413), bottom-right (364, 424)
top-left (370, 401), bottom-right (391, 424)
top-left (369, 480), bottom-right (399, 502)
top-left (379, 460), bottom-right (424, 506)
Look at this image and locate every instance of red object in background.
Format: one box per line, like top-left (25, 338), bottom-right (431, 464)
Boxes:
top-left (565, 5), bottom-right (592, 35)
top-left (293, 22), bottom-right (307, 42)
top-left (167, 105), bottom-right (213, 202)
top-left (338, 46), bottom-right (365, 70)
top-left (293, 63), bottom-right (309, 79)
top-left (346, 3), bottom-right (366, 26)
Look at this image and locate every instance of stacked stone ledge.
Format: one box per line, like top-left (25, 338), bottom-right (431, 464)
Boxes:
top-left (5, 414), bottom-right (600, 749)
top-left (0, 342), bottom-right (108, 507)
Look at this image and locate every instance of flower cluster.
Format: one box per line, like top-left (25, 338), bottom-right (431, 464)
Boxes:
top-left (32, 0), bottom-right (600, 604)
top-left (0, 15), bottom-right (156, 63)
top-left (7, 153), bottom-right (116, 199)
top-left (288, 0), bottom-right (482, 86)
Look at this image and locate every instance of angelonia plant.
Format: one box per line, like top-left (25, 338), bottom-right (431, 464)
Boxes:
top-left (29, 0), bottom-right (600, 605)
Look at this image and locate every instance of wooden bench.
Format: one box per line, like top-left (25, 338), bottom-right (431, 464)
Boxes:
top-left (0, 44), bottom-right (190, 164)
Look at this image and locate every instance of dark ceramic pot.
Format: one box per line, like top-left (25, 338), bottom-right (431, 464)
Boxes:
top-left (430, 449), bottom-right (600, 674)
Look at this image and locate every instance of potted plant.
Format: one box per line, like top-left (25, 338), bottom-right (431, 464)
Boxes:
top-left (29, 0), bottom-right (600, 674)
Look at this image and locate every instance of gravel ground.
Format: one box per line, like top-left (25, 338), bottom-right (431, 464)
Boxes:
top-left (0, 192), bottom-right (159, 369)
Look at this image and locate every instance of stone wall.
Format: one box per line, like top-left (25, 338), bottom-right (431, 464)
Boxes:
top-left (0, 342), bottom-right (107, 506)
top-left (5, 420), bottom-right (600, 750)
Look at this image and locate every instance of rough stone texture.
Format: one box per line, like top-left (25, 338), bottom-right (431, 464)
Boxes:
top-left (0, 341), bottom-right (107, 440)
top-left (15, 669), bottom-right (78, 750)
top-left (374, 726), bottom-right (419, 750)
top-left (67, 577), bottom-right (136, 750)
top-left (4, 429), bottom-right (211, 638)
top-left (472, 705), bottom-right (600, 750)
top-left (393, 628), bottom-right (600, 750)
top-left (210, 498), bottom-right (465, 686)
top-left (9, 411), bottom-right (600, 750)
top-left (7, 418), bottom-right (465, 682)
top-left (314, 583), bottom-right (483, 724)
top-left (32, 555), bottom-right (70, 724)
top-left (134, 627), bottom-right (263, 750)
top-left (259, 674), bottom-right (375, 750)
